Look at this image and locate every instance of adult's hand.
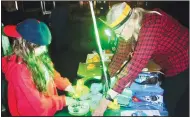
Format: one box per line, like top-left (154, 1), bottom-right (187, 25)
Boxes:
top-left (92, 97), bottom-right (111, 116)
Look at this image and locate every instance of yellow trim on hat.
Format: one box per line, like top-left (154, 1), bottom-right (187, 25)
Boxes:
top-left (110, 4), bottom-right (131, 28)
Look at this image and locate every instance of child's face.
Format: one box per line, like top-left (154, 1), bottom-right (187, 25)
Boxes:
top-left (34, 46), bottom-right (47, 56)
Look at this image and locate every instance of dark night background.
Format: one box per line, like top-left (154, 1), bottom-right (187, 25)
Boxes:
top-left (1, 1), bottom-right (189, 117)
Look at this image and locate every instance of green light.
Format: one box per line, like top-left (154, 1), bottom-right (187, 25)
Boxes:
top-left (89, 1), bottom-right (110, 93)
top-left (105, 29), bottom-right (111, 37)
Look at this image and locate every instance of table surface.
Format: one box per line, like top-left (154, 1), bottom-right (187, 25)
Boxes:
top-left (55, 106), bottom-right (127, 116)
top-left (77, 62), bottom-right (109, 79)
top-left (77, 60), bottom-right (161, 79)
top-left (55, 59), bottom-right (162, 116)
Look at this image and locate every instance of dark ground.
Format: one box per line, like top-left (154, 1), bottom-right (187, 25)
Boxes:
top-left (1, 1), bottom-right (189, 117)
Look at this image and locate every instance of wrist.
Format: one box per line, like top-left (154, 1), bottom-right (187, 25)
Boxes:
top-left (105, 94), bottom-right (114, 102)
top-left (103, 97), bottom-right (111, 107)
top-left (65, 96), bottom-right (70, 105)
top-left (107, 89), bottom-right (119, 99)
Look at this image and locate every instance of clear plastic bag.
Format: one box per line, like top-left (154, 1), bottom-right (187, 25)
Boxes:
top-left (118, 72), bottom-right (168, 116)
top-left (134, 72), bottom-right (163, 86)
top-left (79, 83), bottom-right (103, 112)
top-left (123, 102), bottom-right (168, 116)
top-left (129, 82), bottom-right (164, 95)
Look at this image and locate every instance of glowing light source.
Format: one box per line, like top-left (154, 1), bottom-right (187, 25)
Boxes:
top-left (89, 1), bottom-right (110, 94)
top-left (105, 29), bottom-right (112, 37)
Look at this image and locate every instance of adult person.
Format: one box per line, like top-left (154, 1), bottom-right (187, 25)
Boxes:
top-left (2, 19), bottom-right (76, 116)
top-left (93, 2), bottom-right (189, 117)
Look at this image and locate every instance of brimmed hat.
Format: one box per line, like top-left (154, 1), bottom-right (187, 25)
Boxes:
top-left (3, 19), bottom-right (51, 45)
top-left (99, 3), bottom-right (132, 30)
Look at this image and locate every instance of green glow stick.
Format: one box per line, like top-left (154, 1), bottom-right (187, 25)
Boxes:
top-left (89, 1), bottom-right (110, 93)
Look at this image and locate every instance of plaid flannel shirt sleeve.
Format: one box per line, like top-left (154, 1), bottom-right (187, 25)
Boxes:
top-left (113, 21), bottom-right (161, 93)
top-left (108, 40), bottom-right (133, 77)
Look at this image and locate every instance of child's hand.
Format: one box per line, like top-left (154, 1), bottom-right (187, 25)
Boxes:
top-left (65, 96), bottom-right (77, 106)
top-left (65, 85), bottom-right (76, 94)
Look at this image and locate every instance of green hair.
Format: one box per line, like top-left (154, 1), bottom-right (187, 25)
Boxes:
top-left (25, 52), bottom-right (54, 92)
top-left (12, 38), bottom-right (54, 92)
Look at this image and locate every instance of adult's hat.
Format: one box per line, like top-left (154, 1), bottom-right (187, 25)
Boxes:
top-left (99, 2), bottom-right (132, 30)
top-left (3, 19), bottom-right (52, 45)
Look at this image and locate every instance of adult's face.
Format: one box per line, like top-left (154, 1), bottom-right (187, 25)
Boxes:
top-left (114, 18), bottom-right (135, 40)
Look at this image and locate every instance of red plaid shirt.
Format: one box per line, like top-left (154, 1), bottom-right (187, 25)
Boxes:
top-left (110, 9), bottom-right (189, 93)
top-left (108, 39), bottom-right (134, 77)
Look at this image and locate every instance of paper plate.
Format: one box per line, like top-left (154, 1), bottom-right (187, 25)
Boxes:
top-left (68, 101), bottom-right (90, 116)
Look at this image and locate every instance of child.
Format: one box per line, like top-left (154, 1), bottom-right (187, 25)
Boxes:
top-left (2, 19), bottom-right (76, 116)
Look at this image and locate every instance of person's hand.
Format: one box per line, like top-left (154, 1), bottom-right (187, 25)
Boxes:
top-left (65, 96), bottom-right (77, 106)
top-left (92, 97), bottom-right (111, 116)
